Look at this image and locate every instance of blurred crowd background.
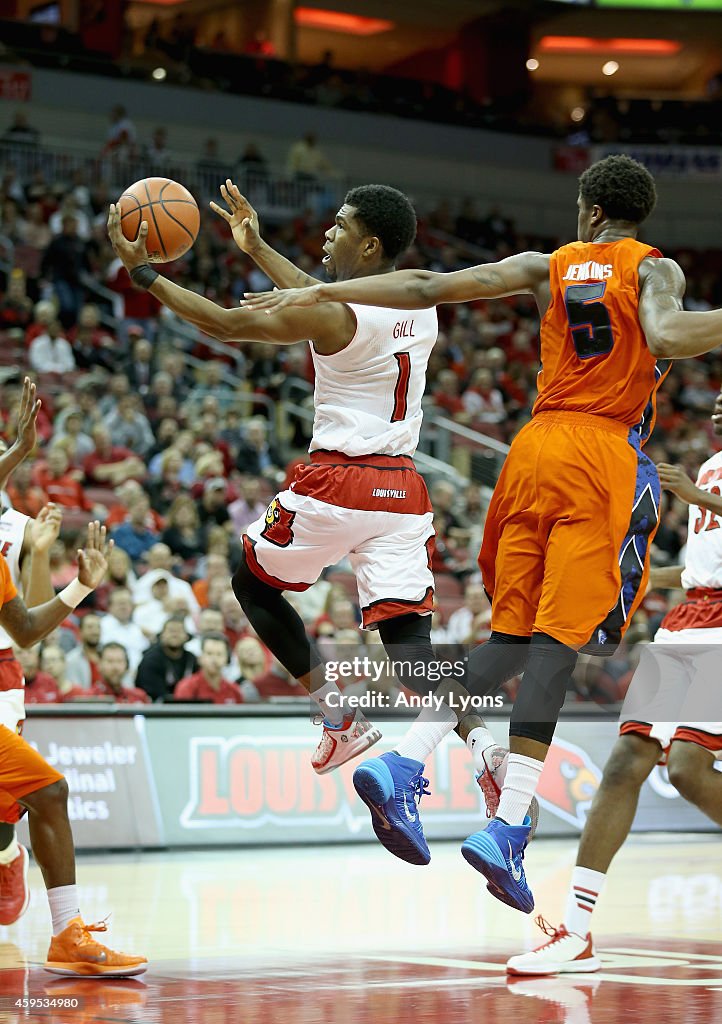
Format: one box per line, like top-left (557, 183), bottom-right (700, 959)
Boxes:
top-left (0, 95), bottom-right (719, 713)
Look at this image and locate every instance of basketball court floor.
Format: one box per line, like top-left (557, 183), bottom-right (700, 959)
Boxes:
top-left (0, 833), bottom-right (720, 1023)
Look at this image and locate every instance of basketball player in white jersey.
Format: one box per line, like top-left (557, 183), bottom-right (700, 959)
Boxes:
top-left (507, 390), bottom-right (722, 976)
top-left (0, 498), bottom-right (62, 927)
top-left (108, 187), bottom-right (498, 790)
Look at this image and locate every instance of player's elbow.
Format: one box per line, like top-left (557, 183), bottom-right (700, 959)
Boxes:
top-left (646, 333), bottom-right (675, 358)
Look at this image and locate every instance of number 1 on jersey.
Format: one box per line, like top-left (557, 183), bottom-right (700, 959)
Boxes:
top-left (392, 352), bottom-right (411, 422)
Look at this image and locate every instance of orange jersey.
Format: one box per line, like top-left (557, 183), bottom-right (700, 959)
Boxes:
top-left (534, 238), bottom-right (665, 438)
top-left (0, 557), bottom-right (17, 608)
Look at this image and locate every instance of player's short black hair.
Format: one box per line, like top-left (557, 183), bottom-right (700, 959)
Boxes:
top-left (344, 184), bottom-right (417, 261)
top-left (579, 155), bottom-right (657, 225)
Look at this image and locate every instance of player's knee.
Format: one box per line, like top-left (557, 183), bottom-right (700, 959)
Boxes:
top-left (23, 777), bottom-right (69, 815)
top-left (601, 737), bottom-right (655, 790)
top-left (667, 744), bottom-right (707, 802)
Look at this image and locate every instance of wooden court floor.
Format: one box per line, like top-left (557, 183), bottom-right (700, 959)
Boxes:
top-left (0, 835), bottom-right (720, 1023)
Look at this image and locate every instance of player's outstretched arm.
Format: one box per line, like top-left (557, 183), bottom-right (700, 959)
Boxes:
top-left (241, 252), bottom-right (550, 312)
top-left (0, 377), bottom-right (41, 493)
top-left (648, 565), bottom-right (684, 589)
top-left (0, 522), bottom-right (110, 647)
top-left (22, 503), bottom-right (63, 608)
top-left (640, 258), bottom-right (722, 358)
top-left (210, 180), bottom-right (319, 289)
top-left (107, 205), bottom-right (351, 352)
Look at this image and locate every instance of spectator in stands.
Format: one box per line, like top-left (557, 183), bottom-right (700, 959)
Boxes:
top-left (147, 449), bottom-right (189, 514)
top-left (446, 581), bottom-right (492, 645)
top-left (28, 319), bottom-right (76, 374)
top-left (191, 553), bottom-right (230, 609)
top-left (99, 588), bottom-right (149, 677)
top-left (286, 131), bottom-right (335, 180)
top-left (462, 368), bottom-right (506, 426)
top-left (123, 335), bottom-right (156, 396)
top-left (218, 588), bottom-right (249, 649)
top-left (101, 105), bottom-right (137, 158)
top-left (145, 127), bottom-right (171, 169)
top-left (67, 303), bottom-right (115, 371)
top-left (236, 142), bottom-right (268, 181)
top-left (0, 268), bottom-right (33, 331)
top-left (135, 615), bottom-right (197, 702)
top-left (93, 643), bottom-right (150, 704)
top-left (133, 570), bottom-right (195, 640)
top-left (430, 480), bottom-right (462, 539)
top-left (54, 411), bottom-right (94, 464)
top-left (103, 394), bottom-right (155, 456)
top-left (174, 633), bottom-right (242, 704)
top-left (16, 645), bottom-right (60, 704)
top-left (5, 460), bottom-right (47, 518)
top-left (161, 494), bottom-right (205, 561)
top-left (23, 201), bottom-right (51, 252)
top-left (49, 195), bottom-right (90, 241)
top-left (186, 609), bottom-right (224, 657)
top-left (228, 477), bottom-right (266, 536)
top-left (197, 478), bottom-right (231, 535)
top-left (39, 215), bottom-right (89, 327)
top-left (83, 424), bottom-right (145, 488)
top-left (235, 418), bottom-right (282, 478)
top-left (196, 137), bottom-right (230, 184)
top-left (2, 110), bottom-right (40, 146)
top-left (32, 446), bottom-right (91, 511)
top-left (111, 491), bottom-right (160, 563)
top-left (40, 644), bottom-right (84, 698)
top-left (64, 613), bottom-right (102, 689)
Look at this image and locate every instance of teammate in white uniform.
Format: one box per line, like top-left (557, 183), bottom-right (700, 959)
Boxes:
top-left (108, 184), bottom-right (494, 776)
top-left (0, 448), bottom-right (62, 927)
top-left (506, 390), bottom-right (722, 976)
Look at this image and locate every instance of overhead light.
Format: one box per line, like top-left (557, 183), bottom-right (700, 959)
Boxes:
top-left (526, 58), bottom-right (540, 71)
top-left (294, 8), bottom-right (394, 35)
top-left (152, 67), bottom-right (167, 81)
top-left (602, 60), bottom-right (620, 76)
top-left (571, 107), bottom-right (585, 122)
top-left (540, 36), bottom-right (680, 56)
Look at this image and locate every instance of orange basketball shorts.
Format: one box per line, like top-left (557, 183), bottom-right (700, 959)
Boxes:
top-left (479, 410), bottom-right (660, 651)
top-left (0, 724), bottom-right (63, 824)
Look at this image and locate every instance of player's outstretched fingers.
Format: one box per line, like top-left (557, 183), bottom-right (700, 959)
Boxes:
top-left (209, 200), bottom-right (231, 223)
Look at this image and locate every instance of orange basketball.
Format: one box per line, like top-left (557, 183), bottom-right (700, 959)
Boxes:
top-left (118, 177), bottom-right (199, 263)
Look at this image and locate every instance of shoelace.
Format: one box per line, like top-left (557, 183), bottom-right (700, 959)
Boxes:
top-left (535, 915), bottom-right (566, 946)
top-left (76, 915), bottom-right (111, 947)
top-left (410, 769), bottom-right (431, 805)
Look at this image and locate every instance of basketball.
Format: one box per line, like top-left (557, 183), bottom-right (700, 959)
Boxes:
top-left (118, 176), bottom-right (200, 263)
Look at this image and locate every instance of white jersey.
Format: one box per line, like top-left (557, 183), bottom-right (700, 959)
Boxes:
top-left (681, 451), bottom-right (722, 590)
top-left (309, 302), bottom-right (438, 458)
top-left (0, 507), bottom-right (29, 731)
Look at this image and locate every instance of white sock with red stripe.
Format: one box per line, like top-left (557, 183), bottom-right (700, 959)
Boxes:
top-left (496, 753), bottom-right (543, 825)
top-left (465, 726), bottom-right (497, 774)
top-left (309, 680), bottom-right (345, 726)
top-left (564, 866), bottom-right (606, 937)
top-left (48, 885), bottom-right (81, 935)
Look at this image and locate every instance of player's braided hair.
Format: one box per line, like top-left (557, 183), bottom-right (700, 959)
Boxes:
top-left (344, 184), bottom-right (417, 262)
top-left (579, 155), bottom-right (657, 225)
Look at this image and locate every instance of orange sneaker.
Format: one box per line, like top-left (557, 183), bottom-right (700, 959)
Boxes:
top-left (44, 917), bottom-right (148, 978)
top-left (0, 843), bottom-right (30, 925)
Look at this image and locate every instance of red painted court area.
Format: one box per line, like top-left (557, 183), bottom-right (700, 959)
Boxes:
top-left (2, 938), bottom-right (722, 1024)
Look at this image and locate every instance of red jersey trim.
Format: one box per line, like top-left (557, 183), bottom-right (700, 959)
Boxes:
top-left (242, 536), bottom-right (312, 592)
top-left (672, 726), bottom-right (722, 752)
top-left (361, 586), bottom-right (434, 628)
top-left (659, 591), bottom-right (722, 632)
top-left (310, 450), bottom-right (416, 470)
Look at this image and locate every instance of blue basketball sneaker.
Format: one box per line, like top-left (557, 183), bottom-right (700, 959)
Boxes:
top-left (461, 816), bottom-right (534, 913)
top-left (353, 752), bottom-right (431, 865)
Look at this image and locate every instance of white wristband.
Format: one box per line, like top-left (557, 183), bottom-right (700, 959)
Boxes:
top-left (58, 578), bottom-right (93, 609)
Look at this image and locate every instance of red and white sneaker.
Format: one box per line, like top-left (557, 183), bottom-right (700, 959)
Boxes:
top-left (312, 710), bottom-right (382, 775)
top-left (476, 746), bottom-right (540, 839)
top-left (506, 916), bottom-right (600, 976)
top-left (0, 843), bottom-right (30, 926)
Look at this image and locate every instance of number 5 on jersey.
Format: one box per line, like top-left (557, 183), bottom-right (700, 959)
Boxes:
top-left (392, 352), bottom-right (411, 422)
top-left (565, 283), bottom-right (614, 360)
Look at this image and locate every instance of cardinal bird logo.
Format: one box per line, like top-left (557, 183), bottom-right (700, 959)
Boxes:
top-left (261, 499), bottom-right (296, 547)
top-left (536, 738), bottom-right (602, 830)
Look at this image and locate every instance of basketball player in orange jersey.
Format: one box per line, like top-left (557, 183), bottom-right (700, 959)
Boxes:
top-left (507, 389), bottom-right (722, 974)
top-left (241, 155), bottom-right (722, 911)
top-left (108, 189), bottom-right (507, 830)
top-left (0, 379), bottom-right (146, 977)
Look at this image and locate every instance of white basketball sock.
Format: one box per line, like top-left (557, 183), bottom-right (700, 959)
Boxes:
top-left (394, 704), bottom-right (457, 763)
top-left (309, 680), bottom-right (345, 726)
top-left (564, 866), bottom-right (606, 937)
top-left (0, 834), bottom-right (19, 865)
top-left (496, 753), bottom-right (544, 826)
top-left (48, 885), bottom-right (81, 935)
top-left (466, 726), bottom-right (497, 774)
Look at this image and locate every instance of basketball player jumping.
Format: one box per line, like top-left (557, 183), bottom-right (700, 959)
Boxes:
top-left (506, 389), bottom-right (722, 973)
top-left (108, 188), bottom-right (512, 820)
top-left (0, 379), bottom-right (146, 976)
top-left (242, 155), bottom-right (722, 912)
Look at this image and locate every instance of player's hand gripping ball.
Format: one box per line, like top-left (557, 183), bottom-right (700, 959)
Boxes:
top-left (117, 177), bottom-right (199, 263)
